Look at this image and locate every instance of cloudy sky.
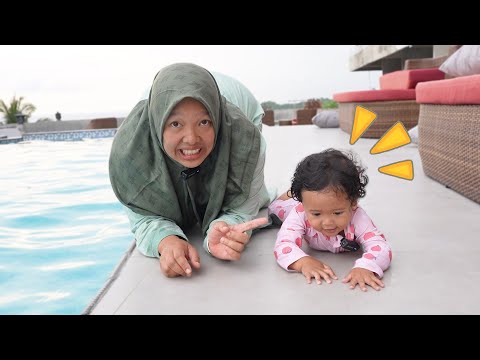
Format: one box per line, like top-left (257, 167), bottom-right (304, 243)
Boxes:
top-left (0, 45), bottom-right (382, 121)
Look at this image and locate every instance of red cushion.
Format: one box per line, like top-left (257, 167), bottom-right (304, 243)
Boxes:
top-left (416, 74), bottom-right (480, 104)
top-left (333, 89), bottom-right (416, 103)
top-left (380, 68), bottom-right (445, 90)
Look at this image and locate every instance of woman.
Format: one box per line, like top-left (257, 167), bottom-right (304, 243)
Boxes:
top-left (109, 63), bottom-right (271, 278)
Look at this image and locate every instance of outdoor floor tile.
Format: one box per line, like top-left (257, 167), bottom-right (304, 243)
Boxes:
top-left (89, 125), bottom-right (480, 314)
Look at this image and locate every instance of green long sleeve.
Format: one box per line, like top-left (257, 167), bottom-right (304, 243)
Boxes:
top-left (124, 206), bottom-right (188, 258)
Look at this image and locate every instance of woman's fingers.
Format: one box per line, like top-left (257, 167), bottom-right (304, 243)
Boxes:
top-left (187, 244), bottom-right (201, 269)
top-left (216, 218), bottom-right (269, 252)
top-left (222, 245), bottom-right (241, 260)
top-left (233, 218), bottom-right (269, 233)
top-left (220, 237), bottom-right (245, 253)
top-left (160, 249), bottom-right (194, 277)
top-left (160, 258), bottom-right (185, 277)
top-left (222, 230), bottom-right (249, 244)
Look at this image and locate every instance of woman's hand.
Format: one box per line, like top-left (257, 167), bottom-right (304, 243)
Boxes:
top-left (208, 218), bottom-right (268, 260)
top-left (157, 235), bottom-right (201, 277)
top-left (342, 268), bottom-right (384, 291)
top-left (289, 256), bottom-right (338, 284)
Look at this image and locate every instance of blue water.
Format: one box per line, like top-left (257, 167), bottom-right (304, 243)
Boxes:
top-left (0, 139), bottom-right (132, 314)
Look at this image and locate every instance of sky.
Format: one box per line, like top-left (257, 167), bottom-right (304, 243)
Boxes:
top-left (0, 45), bottom-right (382, 122)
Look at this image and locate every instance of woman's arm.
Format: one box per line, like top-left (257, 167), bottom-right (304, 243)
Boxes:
top-left (203, 135), bottom-right (270, 253)
top-left (124, 206), bottom-right (188, 258)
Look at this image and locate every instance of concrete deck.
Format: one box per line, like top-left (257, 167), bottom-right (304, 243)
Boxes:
top-left (88, 125), bottom-right (480, 314)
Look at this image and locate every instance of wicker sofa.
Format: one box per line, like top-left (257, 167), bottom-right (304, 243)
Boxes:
top-left (333, 89), bottom-right (419, 138)
top-left (333, 68), bottom-right (445, 138)
top-left (416, 74), bottom-right (480, 204)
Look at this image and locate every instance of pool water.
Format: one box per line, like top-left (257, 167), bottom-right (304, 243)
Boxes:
top-left (0, 139), bottom-right (132, 314)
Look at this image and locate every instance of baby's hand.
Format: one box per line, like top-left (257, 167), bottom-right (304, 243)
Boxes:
top-left (342, 268), bottom-right (384, 291)
top-left (289, 256), bottom-right (338, 285)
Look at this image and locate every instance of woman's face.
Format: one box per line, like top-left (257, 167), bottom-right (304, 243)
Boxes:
top-left (162, 97), bottom-right (215, 168)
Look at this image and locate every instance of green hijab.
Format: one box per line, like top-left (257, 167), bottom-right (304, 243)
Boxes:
top-left (109, 63), bottom-right (261, 235)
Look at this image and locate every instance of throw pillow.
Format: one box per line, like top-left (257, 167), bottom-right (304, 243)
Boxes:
top-left (312, 110), bottom-right (339, 128)
top-left (408, 125), bottom-right (418, 145)
top-left (439, 45), bottom-right (480, 77)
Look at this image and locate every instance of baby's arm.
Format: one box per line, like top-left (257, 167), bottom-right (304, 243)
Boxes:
top-left (274, 208), bottom-right (310, 271)
top-left (352, 208), bottom-right (392, 278)
top-left (274, 209), bottom-right (337, 283)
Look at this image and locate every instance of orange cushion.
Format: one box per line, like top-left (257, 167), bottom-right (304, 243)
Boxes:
top-left (333, 89), bottom-right (416, 103)
top-left (416, 74), bottom-right (480, 104)
top-left (380, 68), bottom-right (445, 90)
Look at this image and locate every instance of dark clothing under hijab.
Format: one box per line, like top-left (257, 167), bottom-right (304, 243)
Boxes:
top-left (109, 63), bottom-right (261, 236)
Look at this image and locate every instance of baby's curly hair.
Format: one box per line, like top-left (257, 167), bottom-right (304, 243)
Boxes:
top-left (290, 149), bottom-right (368, 203)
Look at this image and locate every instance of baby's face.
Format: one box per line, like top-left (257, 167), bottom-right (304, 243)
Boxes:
top-left (162, 97), bottom-right (215, 168)
top-left (301, 189), bottom-right (356, 238)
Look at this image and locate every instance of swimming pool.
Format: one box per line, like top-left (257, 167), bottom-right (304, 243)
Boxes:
top-left (0, 138), bottom-right (132, 314)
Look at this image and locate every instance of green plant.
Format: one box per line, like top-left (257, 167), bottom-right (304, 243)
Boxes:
top-left (322, 99), bottom-right (338, 109)
top-left (261, 98), bottom-right (338, 111)
top-left (0, 96), bottom-right (36, 124)
top-left (261, 100), bottom-right (305, 110)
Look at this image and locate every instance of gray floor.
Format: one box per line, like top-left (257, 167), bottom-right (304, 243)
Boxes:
top-left (89, 125), bottom-right (480, 314)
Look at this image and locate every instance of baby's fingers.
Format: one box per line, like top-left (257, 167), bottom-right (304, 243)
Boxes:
top-left (318, 270), bottom-right (333, 284)
top-left (312, 271), bottom-right (324, 285)
top-left (322, 264), bottom-right (338, 280)
top-left (345, 277), bottom-right (359, 290)
top-left (367, 276), bottom-right (385, 291)
top-left (357, 279), bottom-right (368, 292)
top-left (303, 272), bottom-right (313, 284)
top-left (302, 271), bottom-right (318, 284)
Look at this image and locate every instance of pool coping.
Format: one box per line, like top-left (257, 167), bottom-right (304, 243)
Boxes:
top-left (0, 128), bottom-right (117, 144)
top-left (82, 239), bottom-right (137, 315)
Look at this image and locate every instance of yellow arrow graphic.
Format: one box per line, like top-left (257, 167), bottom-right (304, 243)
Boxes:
top-left (370, 122), bottom-right (411, 154)
top-left (378, 160), bottom-right (414, 180)
top-left (350, 106), bottom-right (377, 145)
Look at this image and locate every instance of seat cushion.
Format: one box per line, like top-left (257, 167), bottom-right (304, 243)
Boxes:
top-left (380, 68), bottom-right (445, 90)
top-left (416, 74), bottom-right (480, 104)
top-left (338, 100), bottom-right (419, 138)
top-left (333, 89), bottom-right (416, 103)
